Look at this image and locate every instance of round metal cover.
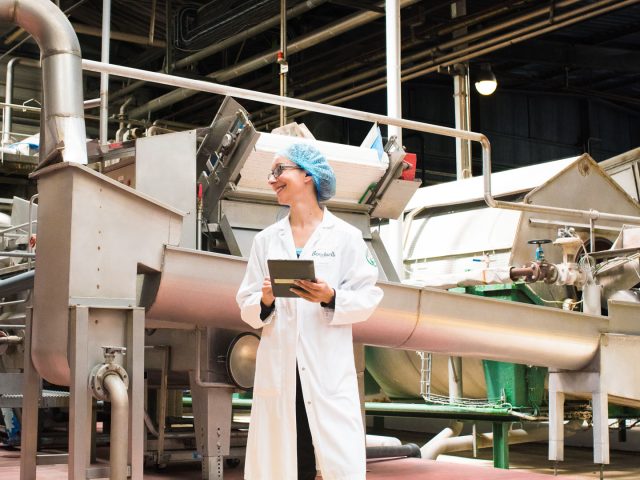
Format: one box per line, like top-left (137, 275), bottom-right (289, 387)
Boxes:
top-left (227, 332), bottom-right (260, 390)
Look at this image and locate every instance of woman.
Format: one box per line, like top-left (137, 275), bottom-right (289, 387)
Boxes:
top-left (236, 142), bottom-right (383, 480)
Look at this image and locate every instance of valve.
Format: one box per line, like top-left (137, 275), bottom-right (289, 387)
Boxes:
top-left (90, 346), bottom-right (129, 401)
top-left (102, 346), bottom-right (126, 364)
top-left (528, 239), bottom-right (552, 261)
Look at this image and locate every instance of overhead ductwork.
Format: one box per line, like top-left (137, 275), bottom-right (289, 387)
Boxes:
top-left (0, 0), bottom-right (87, 166)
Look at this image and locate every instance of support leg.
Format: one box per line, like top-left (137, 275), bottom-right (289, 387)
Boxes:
top-left (19, 309), bottom-right (39, 480)
top-left (548, 373), bottom-right (565, 462)
top-left (69, 307), bottom-right (93, 480)
top-left (127, 308), bottom-right (145, 480)
top-left (592, 389), bottom-right (610, 465)
top-left (189, 371), bottom-right (233, 480)
top-left (492, 422), bottom-right (509, 469)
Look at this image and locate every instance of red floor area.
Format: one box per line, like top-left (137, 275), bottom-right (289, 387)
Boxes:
top-left (0, 448), bottom-right (585, 479)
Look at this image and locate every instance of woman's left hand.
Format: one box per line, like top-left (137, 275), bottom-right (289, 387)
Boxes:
top-left (291, 278), bottom-right (334, 304)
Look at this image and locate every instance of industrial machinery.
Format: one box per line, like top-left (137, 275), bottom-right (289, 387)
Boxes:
top-left (1, 2), bottom-right (640, 480)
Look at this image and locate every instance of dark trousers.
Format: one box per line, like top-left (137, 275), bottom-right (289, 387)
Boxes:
top-left (296, 365), bottom-right (317, 480)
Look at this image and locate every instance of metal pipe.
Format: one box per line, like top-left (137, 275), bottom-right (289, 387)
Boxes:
top-left (257, 0), bottom-right (626, 126)
top-left (0, 299), bottom-right (25, 306)
top-left (0, 270), bottom-right (35, 296)
top-left (0, 251), bottom-right (35, 258)
top-left (100, 0), bottom-right (111, 145)
top-left (126, 0), bottom-right (420, 119)
top-left (279, 0), bottom-right (287, 126)
top-left (2, 57), bottom-right (40, 146)
top-left (81, 59), bottom-right (485, 142)
top-left (0, 334), bottom-right (22, 345)
top-left (108, 0), bottom-right (327, 103)
top-left (103, 373), bottom-right (129, 480)
top-left (252, 0), bottom-right (586, 126)
top-left (339, 0), bottom-right (631, 104)
top-left (0, 102), bottom-right (40, 113)
top-left (71, 23), bottom-right (165, 48)
top-left (386, 0), bottom-right (404, 280)
top-left (482, 143), bottom-right (640, 226)
top-left (148, 0), bottom-right (157, 45)
top-left (83, 97), bottom-right (101, 109)
top-left (0, 0), bottom-right (87, 166)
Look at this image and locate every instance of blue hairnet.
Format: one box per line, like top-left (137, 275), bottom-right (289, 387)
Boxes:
top-left (277, 143), bottom-right (336, 202)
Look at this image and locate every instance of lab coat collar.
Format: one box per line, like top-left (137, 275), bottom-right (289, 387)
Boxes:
top-left (276, 207), bottom-right (336, 258)
top-left (275, 207), bottom-right (336, 232)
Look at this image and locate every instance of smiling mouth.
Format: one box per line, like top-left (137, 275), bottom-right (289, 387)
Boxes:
top-left (275, 185), bottom-right (285, 194)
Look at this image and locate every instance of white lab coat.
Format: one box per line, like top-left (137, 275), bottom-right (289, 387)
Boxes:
top-left (236, 208), bottom-right (383, 480)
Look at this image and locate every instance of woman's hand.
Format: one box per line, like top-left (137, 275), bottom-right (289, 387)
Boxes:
top-left (291, 278), bottom-right (334, 304)
top-left (261, 277), bottom-right (275, 306)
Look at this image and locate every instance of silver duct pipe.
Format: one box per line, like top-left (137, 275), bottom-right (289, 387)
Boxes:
top-left (103, 373), bottom-right (129, 480)
top-left (0, 0), bottom-right (87, 166)
top-left (127, 0), bottom-right (420, 119)
top-left (2, 57), bottom-right (40, 146)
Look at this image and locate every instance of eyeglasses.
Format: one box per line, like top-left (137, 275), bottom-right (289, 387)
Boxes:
top-left (267, 164), bottom-right (303, 181)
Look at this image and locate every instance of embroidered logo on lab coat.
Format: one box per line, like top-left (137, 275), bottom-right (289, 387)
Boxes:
top-left (312, 249), bottom-right (336, 258)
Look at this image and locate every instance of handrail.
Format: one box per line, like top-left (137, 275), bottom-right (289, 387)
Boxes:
top-left (80, 60), bottom-right (640, 227)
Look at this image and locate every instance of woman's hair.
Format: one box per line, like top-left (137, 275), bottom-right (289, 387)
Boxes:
top-left (276, 143), bottom-right (336, 202)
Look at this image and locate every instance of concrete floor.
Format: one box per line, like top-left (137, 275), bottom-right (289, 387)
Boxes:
top-left (1, 429), bottom-right (638, 479)
top-left (0, 447), bottom-right (584, 479)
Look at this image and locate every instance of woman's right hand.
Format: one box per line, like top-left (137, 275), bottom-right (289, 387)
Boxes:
top-left (261, 277), bottom-right (275, 307)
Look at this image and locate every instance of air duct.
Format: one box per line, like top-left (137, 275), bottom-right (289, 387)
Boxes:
top-left (0, 0), bottom-right (87, 166)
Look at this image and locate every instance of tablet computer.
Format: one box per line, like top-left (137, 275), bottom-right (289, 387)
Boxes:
top-left (267, 259), bottom-right (316, 298)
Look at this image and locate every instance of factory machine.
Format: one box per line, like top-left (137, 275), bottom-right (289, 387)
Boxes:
top-left (1, 1), bottom-right (640, 479)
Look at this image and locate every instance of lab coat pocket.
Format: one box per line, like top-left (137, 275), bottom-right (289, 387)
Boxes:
top-left (252, 344), bottom-right (282, 398)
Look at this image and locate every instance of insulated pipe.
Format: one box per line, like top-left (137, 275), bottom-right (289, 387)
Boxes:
top-left (127, 0), bottom-right (420, 119)
top-left (421, 420), bottom-right (585, 460)
top-left (2, 57), bottom-right (40, 145)
top-left (420, 421), bottom-right (464, 459)
top-left (366, 443), bottom-right (421, 459)
top-left (103, 373), bottom-right (129, 480)
top-left (0, 0), bottom-right (87, 166)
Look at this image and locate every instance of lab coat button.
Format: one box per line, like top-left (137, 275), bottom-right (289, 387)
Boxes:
top-left (301, 367), bottom-right (306, 371)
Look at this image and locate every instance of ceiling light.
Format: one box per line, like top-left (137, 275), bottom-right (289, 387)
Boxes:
top-left (475, 64), bottom-right (497, 96)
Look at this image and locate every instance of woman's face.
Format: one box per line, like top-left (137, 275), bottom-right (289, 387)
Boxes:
top-left (268, 156), bottom-right (309, 206)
